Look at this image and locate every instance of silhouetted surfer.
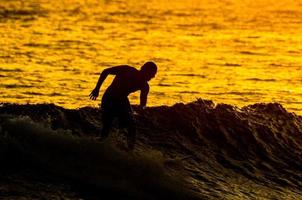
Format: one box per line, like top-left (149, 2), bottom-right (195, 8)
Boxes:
top-left (89, 62), bottom-right (157, 150)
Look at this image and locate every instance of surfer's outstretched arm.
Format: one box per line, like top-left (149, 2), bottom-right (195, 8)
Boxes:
top-left (89, 65), bottom-right (128, 100)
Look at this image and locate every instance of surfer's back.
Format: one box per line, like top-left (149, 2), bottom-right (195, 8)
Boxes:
top-left (103, 66), bottom-right (148, 99)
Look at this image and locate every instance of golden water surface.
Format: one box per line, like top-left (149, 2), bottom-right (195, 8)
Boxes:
top-left (1, 0), bottom-right (302, 114)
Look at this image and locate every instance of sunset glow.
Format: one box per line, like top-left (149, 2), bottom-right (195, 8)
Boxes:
top-left (1, 0), bottom-right (302, 113)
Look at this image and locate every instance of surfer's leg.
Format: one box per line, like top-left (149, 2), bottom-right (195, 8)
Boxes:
top-left (99, 98), bottom-right (117, 141)
top-left (127, 122), bottom-right (136, 150)
top-left (119, 98), bottom-right (136, 150)
top-left (120, 113), bottom-right (136, 150)
top-left (100, 120), bottom-right (112, 140)
top-left (100, 110), bottom-right (113, 140)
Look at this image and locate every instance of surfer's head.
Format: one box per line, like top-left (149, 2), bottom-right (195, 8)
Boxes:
top-left (140, 61), bottom-right (157, 81)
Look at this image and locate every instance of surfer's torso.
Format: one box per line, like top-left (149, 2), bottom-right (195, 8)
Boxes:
top-left (102, 66), bottom-right (148, 101)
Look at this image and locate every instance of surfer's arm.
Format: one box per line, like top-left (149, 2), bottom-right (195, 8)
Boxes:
top-left (140, 84), bottom-right (149, 108)
top-left (89, 66), bottom-right (128, 100)
top-left (95, 66), bottom-right (128, 89)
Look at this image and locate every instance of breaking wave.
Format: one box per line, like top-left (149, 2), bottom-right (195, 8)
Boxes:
top-left (1, 99), bottom-right (302, 199)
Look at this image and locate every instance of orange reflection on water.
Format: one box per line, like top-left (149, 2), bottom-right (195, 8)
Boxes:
top-left (0, 0), bottom-right (302, 114)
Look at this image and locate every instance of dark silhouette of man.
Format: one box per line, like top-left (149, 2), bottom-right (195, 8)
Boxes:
top-left (89, 61), bottom-right (157, 150)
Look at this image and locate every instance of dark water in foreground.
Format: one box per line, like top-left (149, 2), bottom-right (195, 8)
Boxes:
top-left (1, 100), bottom-right (302, 199)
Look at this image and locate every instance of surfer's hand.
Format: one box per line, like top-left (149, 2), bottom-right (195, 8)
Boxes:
top-left (89, 88), bottom-right (99, 100)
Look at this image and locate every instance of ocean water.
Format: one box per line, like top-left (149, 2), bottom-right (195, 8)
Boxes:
top-left (0, 0), bottom-right (302, 114)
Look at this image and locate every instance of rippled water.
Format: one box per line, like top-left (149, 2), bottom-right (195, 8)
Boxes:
top-left (0, 0), bottom-right (302, 114)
